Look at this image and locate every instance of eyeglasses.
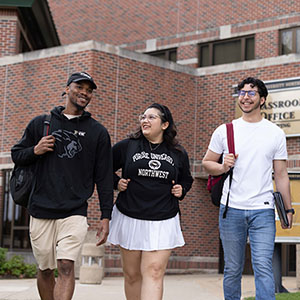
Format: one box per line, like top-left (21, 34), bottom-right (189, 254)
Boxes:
top-left (238, 90), bottom-right (258, 97)
top-left (138, 114), bottom-right (161, 122)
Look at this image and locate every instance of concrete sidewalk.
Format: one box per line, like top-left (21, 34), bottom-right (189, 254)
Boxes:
top-left (0, 274), bottom-right (298, 300)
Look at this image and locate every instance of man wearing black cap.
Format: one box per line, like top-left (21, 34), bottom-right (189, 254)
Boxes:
top-left (11, 72), bottom-right (113, 300)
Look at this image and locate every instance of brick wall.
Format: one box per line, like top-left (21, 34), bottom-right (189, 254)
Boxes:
top-left (0, 9), bottom-right (18, 57)
top-left (47, 0), bottom-right (300, 46)
top-left (47, 1), bottom-right (300, 65)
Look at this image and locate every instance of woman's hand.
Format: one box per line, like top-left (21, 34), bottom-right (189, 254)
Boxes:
top-left (171, 180), bottom-right (183, 198)
top-left (118, 178), bottom-right (131, 191)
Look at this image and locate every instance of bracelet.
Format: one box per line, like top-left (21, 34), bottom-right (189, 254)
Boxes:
top-left (285, 208), bottom-right (295, 215)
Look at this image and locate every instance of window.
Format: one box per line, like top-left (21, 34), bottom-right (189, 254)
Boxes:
top-left (198, 36), bottom-right (255, 67)
top-left (1, 170), bottom-right (31, 250)
top-left (280, 27), bottom-right (300, 55)
top-left (147, 48), bottom-right (177, 62)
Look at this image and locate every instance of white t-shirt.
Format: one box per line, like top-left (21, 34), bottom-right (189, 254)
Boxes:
top-left (63, 114), bottom-right (80, 119)
top-left (208, 117), bottom-right (287, 210)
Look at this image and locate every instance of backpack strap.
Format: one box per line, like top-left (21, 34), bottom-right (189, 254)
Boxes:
top-left (27, 114), bottom-right (52, 208)
top-left (226, 122), bottom-right (235, 155)
top-left (223, 122), bottom-right (235, 219)
top-left (43, 114), bottom-right (51, 136)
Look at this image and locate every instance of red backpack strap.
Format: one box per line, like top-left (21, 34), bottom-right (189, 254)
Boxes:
top-left (226, 123), bottom-right (235, 155)
top-left (222, 122), bottom-right (235, 219)
top-left (43, 114), bottom-right (51, 136)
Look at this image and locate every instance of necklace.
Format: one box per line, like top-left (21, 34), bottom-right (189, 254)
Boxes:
top-left (149, 141), bottom-right (161, 151)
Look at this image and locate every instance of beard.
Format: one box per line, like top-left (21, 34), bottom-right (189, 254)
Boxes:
top-left (69, 95), bottom-right (89, 111)
top-left (74, 102), bottom-right (87, 111)
top-left (238, 99), bottom-right (261, 114)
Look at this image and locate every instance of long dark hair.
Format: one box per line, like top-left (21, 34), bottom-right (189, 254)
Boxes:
top-left (128, 103), bottom-right (182, 151)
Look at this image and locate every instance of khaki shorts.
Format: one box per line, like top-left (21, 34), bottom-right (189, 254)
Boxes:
top-left (29, 215), bottom-right (88, 270)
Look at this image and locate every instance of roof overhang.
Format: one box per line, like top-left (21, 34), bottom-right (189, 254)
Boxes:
top-left (0, 0), bottom-right (35, 7)
top-left (0, 0), bottom-right (60, 49)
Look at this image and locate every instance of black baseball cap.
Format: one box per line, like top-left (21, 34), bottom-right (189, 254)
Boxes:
top-left (62, 72), bottom-right (97, 96)
top-left (66, 72), bottom-right (97, 89)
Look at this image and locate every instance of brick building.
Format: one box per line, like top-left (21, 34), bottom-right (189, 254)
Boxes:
top-left (1, 0), bottom-right (300, 280)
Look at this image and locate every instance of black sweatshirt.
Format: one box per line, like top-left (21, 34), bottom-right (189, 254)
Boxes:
top-left (113, 137), bottom-right (193, 220)
top-left (11, 106), bottom-right (113, 220)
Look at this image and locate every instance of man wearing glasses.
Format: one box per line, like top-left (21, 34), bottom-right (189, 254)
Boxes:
top-left (202, 77), bottom-right (293, 300)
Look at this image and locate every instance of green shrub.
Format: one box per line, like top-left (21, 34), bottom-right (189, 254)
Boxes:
top-left (0, 247), bottom-right (7, 264)
top-left (24, 263), bottom-right (37, 278)
top-left (0, 248), bottom-right (37, 278)
top-left (4, 255), bottom-right (26, 277)
top-left (0, 248), bottom-right (7, 275)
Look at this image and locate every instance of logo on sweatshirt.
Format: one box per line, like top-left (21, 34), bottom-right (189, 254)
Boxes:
top-left (52, 129), bottom-right (83, 158)
top-left (148, 160), bottom-right (161, 170)
top-left (74, 130), bottom-right (86, 136)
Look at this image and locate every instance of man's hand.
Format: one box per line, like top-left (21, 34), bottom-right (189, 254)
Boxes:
top-left (281, 213), bottom-right (293, 230)
top-left (96, 218), bottom-right (109, 246)
top-left (223, 153), bottom-right (238, 173)
top-left (273, 160), bottom-right (293, 230)
top-left (34, 135), bottom-right (55, 155)
top-left (202, 150), bottom-right (238, 176)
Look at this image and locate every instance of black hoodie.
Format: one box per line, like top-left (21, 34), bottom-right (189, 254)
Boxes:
top-left (11, 106), bottom-right (113, 219)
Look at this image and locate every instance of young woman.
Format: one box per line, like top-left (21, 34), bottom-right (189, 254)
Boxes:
top-left (107, 103), bottom-right (193, 300)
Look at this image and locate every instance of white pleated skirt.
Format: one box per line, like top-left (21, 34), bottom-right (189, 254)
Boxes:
top-left (107, 205), bottom-right (185, 251)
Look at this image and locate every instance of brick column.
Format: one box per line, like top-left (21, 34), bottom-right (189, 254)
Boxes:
top-left (0, 9), bottom-right (19, 57)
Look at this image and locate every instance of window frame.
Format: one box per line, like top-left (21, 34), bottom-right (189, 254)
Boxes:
top-left (147, 48), bottom-right (177, 62)
top-left (198, 35), bottom-right (255, 67)
top-left (279, 27), bottom-right (299, 55)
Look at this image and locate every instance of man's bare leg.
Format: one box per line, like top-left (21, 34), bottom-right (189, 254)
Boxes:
top-left (37, 268), bottom-right (55, 300)
top-left (53, 259), bottom-right (75, 300)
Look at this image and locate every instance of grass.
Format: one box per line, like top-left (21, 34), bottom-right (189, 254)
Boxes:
top-left (245, 292), bottom-right (300, 300)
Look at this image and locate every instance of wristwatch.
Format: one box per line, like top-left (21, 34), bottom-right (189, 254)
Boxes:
top-left (285, 208), bottom-right (295, 215)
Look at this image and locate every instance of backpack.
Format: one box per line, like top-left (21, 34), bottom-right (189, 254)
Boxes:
top-left (207, 123), bottom-right (235, 218)
top-left (10, 115), bottom-right (51, 208)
